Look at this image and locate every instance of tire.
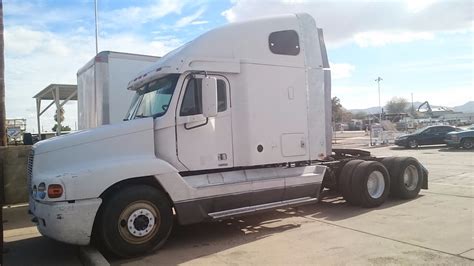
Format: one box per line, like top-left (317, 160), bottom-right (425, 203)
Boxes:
top-left (461, 138), bottom-right (473, 149)
top-left (380, 157), bottom-right (396, 171)
top-left (96, 185), bottom-right (174, 258)
top-left (407, 139), bottom-right (418, 149)
top-left (339, 160), bottom-right (364, 205)
top-left (380, 157), bottom-right (399, 196)
top-left (389, 157), bottom-right (423, 199)
top-left (351, 161), bottom-right (390, 208)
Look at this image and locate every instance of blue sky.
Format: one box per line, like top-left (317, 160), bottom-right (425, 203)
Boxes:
top-left (4, 0), bottom-right (473, 132)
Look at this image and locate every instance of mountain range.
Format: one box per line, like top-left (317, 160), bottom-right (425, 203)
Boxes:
top-left (349, 101), bottom-right (474, 114)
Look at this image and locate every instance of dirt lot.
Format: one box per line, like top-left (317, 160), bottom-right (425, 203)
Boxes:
top-left (3, 135), bottom-right (473, 265)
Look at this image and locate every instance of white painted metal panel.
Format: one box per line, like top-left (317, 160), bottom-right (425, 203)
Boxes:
top-left (107, 56), bottom-right (157, 125)
top-left (176, 76), bottom-right (234, 170)
top-left (77, 52), bottom-right (159, 129)
top-left (281, 133), bottom-right (306, 157)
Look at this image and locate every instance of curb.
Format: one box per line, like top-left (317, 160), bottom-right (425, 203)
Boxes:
top-left (79, 246), bottom-right (109, 266)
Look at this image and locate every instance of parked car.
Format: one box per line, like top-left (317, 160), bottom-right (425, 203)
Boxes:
top-left (445, 125), bottom-right (474, 149)
top-left (395, 125), bottom-right (459, 148)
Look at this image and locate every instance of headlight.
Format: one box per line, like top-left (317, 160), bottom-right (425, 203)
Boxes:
top-left (37, 182), bottom-right (46, 199)
top-left (450, 135), bottom-right (459, 141)
top-left (397, 136), bottom-right (407, 140)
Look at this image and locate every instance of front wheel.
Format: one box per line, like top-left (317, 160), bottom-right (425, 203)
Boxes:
top-left (407, 139), bottom-right (418, 149)
top-left (96, 185), bottom-right (174, 258)
top-left (461, 138), bottom-right (473, 149)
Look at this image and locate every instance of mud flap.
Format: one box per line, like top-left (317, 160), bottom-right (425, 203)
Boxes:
top-left (421, 165), bottom-right (429, 189)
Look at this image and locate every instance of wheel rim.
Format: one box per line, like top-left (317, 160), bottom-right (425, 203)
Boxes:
top-left (463, 140), bottom-right (473, 149)
top-left (367, 171), bottom-right (385, 199)
top-left (118, 201), bottom-right (161, 245)
top-left (403, 165), bottom-right (419, 191)
top-left (409, 140), bottom-right (417, 148)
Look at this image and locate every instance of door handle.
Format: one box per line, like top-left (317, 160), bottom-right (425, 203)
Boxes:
top-left (184, 118), bottom-right (208, 130)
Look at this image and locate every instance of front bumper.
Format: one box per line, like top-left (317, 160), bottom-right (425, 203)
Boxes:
top-left (30, 198), bottom-right (102, 245)
top-left (394, 139), bottom-right (408, 146)
top-left (445, 139), bottom-right (461, 147)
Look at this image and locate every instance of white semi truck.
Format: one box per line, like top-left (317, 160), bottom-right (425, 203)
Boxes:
top-left (77, 51), bottom-right (159, 129)
top-left (28, 13), bottom-right (428, 258)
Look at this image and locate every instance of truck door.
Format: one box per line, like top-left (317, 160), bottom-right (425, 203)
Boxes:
top-left (176, 75), bottom-right (233, 171)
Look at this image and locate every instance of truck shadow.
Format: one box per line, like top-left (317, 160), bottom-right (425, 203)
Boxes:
top-left (113, 191), bottom-right (423, 265)
top-left (291, 190), bottom-right (424, 222)
top-left (389, 145), bottom-right (446, 151)
top-left (438, 147), bottom-right (473, 152)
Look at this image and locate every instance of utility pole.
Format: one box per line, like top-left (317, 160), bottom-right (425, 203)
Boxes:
top-left (94, 0), bottom-right (99, 54)
top-left (0, 2), bottom-right (5, 264)
top-left (0, 0), bottom-right (5, 147)
top-left (375, 76), bottom-right (383, 123)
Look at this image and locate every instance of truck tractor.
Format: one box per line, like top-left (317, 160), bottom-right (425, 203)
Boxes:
top-left (29, 13), bottom-right (428, 258)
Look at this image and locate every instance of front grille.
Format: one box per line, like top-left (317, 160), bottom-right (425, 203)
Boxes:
top-left (27, 150), bottom-right (35, 195)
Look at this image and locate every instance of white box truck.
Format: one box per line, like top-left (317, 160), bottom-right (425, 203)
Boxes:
top-left (77, 51), bottom-right (159, 129)
top-left (28, 13), bottom-right (428, 258)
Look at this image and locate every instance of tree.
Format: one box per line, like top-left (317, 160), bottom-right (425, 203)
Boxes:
top-left (332, 97), bottom-right (342, 122)
top-left (52, 124), bottom-right (71, 132)
top-left (332, 97), bottom-right (352, 122)
top-left (385, 97), bottom-right (408, 114)
top-left (352, 111), bottom-right (367, 120)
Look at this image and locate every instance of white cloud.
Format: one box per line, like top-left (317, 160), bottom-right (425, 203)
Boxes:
top-left (222, 0), bottom-right (473, 48)
top-left (175, 7), bottom-right (206, 28)
top-left (190, 20), bottom-right (208, 25)
top-left (100, 0), bottom-right (188, 30)
top-left (330, 62), bottom-right (355, 79)
top-left (353, 31), bottom-right (435, 47)
top-left (405, 0), bottom-right (438, 13)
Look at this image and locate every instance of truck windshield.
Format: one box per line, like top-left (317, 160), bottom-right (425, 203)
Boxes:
top-left (126, 74), bottom-right (179, 120)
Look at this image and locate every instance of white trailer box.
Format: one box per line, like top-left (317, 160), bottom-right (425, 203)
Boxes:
top-left (77, 51), bottom-right (159, 129)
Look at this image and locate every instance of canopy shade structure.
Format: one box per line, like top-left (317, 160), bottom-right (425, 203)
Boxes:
top-left (33, 84), bottom-right (78, 138)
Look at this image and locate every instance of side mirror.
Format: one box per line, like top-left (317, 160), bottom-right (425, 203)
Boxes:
top-left (202, 77), bottom-right (218, 117)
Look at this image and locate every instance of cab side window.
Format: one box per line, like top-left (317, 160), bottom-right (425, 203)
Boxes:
top-left (180, 78), bottom-right (227, 116)
top-left (180, 78), bottom-right (202, 116)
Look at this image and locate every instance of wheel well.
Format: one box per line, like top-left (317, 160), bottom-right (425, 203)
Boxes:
top-left (92, 176), bottom-right (174, 244)
top-left (99, 176), bottom-right (173, 205)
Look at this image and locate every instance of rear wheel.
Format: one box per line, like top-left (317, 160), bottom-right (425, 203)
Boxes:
top-left (339, 160), bottom-right (364, 205)
top-left (461, 138), bottom-right (473, 149)
top-left (351, 161), bottom-right (390, 208)
top-left (96, 185), bottom-right (173, 258)
top-left (389, 157), bottom-right (423, 199)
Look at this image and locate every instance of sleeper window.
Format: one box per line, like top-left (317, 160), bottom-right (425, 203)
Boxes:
top-left (269, 30), bottom-right (300, 56)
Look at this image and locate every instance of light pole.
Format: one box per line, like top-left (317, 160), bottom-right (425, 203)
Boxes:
top-left (375, 76), bottom-right (383, 122)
